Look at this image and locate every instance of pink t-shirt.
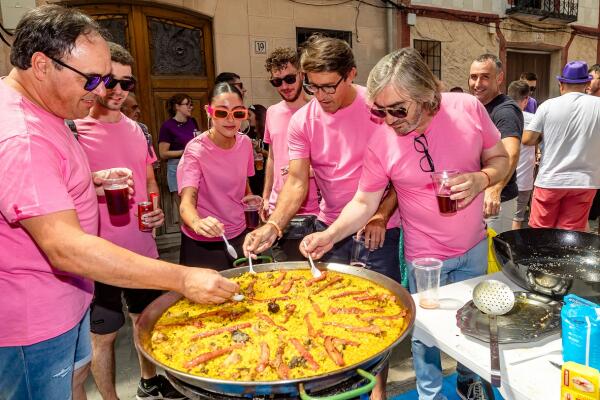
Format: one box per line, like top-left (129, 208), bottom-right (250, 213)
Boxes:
top-left (0, 80), bottom-right (97, 346)
top-left (359, 93), bottom-right (501, 261)
top-left (75, 115), bottom-right (159, 258)
top-left (264, 100), bottom-right (320, 215)
top-left (177, 133), bottom-right (254, 241)
top-left (288, 85), bottom-right (400, 227)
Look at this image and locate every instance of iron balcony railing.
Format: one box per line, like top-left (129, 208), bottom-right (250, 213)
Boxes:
top-left (507, 0), bottom-right (579, 23)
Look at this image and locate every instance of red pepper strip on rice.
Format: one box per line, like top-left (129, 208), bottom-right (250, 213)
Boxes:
top-left (271, 270), bottom-right (287, 287)
top-left (256, 342), bottom-right (270, 373)
top-left (324, 336), bottom-right (345, 366)
top-left (184, 343), bottom-right (244, 369)
top-left (305, 271), bottom-right (328, 287)
top-left (257, 313), bottom-right (287, 331)
top-left (322, 321), bottom-right (382, 335)
top-left (290, 338), bottom-right (320, 371)
top-left (191, 322), bottom-right (252, 340)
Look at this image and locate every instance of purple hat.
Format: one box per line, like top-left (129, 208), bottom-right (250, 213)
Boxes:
top-left (557, 61), bottom-right (592, 84)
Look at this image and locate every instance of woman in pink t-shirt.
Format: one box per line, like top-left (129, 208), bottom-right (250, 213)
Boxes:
top-left (177, 83), bottom-right (255, 270)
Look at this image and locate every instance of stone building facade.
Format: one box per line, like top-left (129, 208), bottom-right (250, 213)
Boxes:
top-left (399, 0), bottom-right (599, 100)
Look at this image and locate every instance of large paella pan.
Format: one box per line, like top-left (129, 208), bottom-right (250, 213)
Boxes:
top-left (135, 262), bottom-right (415, 398)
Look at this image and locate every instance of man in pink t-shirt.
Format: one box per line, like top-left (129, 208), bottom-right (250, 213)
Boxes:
top-left (262, 46), bottom-right (320, 261)
top-left (302, 49), bottom-right (509, 400)
top-left (0, 6), bottom-right (237, 400)
top-left (245, 36), bottom-right (402, 399)
top-left (75, 43), bottom-right (182, 400)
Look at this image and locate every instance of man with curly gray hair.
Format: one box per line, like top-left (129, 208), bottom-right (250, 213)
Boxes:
top-left (303, 48), bottom-right (509, 400)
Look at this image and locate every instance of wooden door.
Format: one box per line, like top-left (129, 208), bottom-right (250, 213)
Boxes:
top-left (65, 1), bottom-right (215, 236)
top-left (507, 50), bottom-right (551, 104)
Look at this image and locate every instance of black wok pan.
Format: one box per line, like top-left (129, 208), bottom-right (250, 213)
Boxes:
top-left (493, 228), bottom-right (600, 302)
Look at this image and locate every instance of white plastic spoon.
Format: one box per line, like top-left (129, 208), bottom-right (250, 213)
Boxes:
top-left (303, 241), bottom-right (322, 278)
top-left (222, 234), bottom-right (238, 259)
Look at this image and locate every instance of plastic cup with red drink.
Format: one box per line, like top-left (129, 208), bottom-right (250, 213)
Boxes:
top-left (431, 170), bottom-right (460, 214)
top-left (102, 175), bottom-right (130, 215)
top-left (242, 195), bottom-right (263, 230)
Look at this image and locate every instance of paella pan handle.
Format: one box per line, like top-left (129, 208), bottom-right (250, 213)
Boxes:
top-left (493, 236), bottom-right (515, 264)
top-left (232, 255), bottom-right (273, 267)
top-left (298, 369), bottom-right (376, 400)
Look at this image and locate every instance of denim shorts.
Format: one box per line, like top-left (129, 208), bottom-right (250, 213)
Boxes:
top-left (0, 309), bottom-right (91, 400)
top-left (166, 158), bottom-right (180, 193)
top-left (315, 220), bottom-right (402, 284)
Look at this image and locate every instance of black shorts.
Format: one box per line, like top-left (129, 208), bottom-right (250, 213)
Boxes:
top-left (179, 230), bottom-right (246, 271)
top-left (90, 281), bottom-right (162, 335)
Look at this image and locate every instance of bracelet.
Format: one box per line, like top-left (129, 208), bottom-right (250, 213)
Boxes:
top-left (480, 170), bottom-right (492, 188)
top-left (266, 220), bottom-right (283, 239)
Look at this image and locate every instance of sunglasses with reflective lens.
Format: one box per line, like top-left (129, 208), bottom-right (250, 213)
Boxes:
top-left (105, 78), bottom-right (136, 92)
top-left (207, 106), bottom-right (248, 120)
top-left (369, 105), bottom-right (409, 119)
top-left (48, 55), bottom-right (112, 92)
top-left (269, 74), bottom-right (297, 87)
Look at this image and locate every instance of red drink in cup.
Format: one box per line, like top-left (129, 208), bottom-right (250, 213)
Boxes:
top-left (102, 175), bottom-right (130, 215)
top-left (431, 170), bottom-right (460, 215)
top-left (244, 210), bottom-right (260, 229)
top-left (436, 195), bottom-right (457, 214)
top-left (241, 195), bottom-right (263, 230)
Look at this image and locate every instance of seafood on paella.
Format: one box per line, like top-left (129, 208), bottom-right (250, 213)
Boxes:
top-left (149, 269), bottom-right (409, 381)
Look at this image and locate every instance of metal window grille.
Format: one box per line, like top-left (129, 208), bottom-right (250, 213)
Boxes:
top-left (296, 27), bottom-right (352, 48)
top-left (414, 39), bottom-right (441, 80)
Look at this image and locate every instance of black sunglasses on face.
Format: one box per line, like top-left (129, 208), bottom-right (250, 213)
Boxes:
top-left (105, 77), bottom-right (136, 92)
top-left (48, 55), bottom-right (112, 92)
top-left (529, 86), bottom-right (536, 92)
top-left (269, 74), bottom-right (297, 87)
top-left (370, 104), bottom-right (409, 119)
top-left (303, 75), bottom-right (345, 95)
top-left (414, 134), bottom-right (435, 173)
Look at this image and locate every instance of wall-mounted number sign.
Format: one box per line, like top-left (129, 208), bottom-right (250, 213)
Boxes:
top-left (254, 40), bottom-right (267, 54)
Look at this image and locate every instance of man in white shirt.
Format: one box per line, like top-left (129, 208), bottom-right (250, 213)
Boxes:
top-left (507, 80), bottom-right (536, 229)
top-left (523, 61), bottom-right (600, 231)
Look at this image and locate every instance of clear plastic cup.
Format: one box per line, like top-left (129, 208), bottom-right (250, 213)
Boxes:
top-left (242, 195), bottom-right (263, 230)
top-left (102, 175), bottom-right (130, 215)
top-left (413, 257), bottom-right (443, 309)
top-left (350, 235), bottom-right (369, 268)
top-left (431, 170), bottom-right (460, 214)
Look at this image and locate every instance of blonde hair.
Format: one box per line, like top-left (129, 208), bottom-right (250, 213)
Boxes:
top-left (367, 48), bottom-right (442, 112)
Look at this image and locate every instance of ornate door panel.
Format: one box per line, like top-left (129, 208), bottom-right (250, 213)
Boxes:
top-left (65, 1), bottom-right (215, 236)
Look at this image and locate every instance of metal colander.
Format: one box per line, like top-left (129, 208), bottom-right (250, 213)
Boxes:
top-left (472, 279), bottom-right (515, 315)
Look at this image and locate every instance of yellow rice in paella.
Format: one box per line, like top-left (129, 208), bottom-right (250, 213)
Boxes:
top-left (150, 269), bottom-right (409, 381)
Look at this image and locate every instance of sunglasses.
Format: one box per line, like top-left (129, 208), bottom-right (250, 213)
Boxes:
top-left (529, 86), bottom-right (536, 92)
top-left (269, 74), bottom-right (298, 87)
top-left (414, 134), bottom-right (435, 173)
top-left (48, 55), bottom-right (112, 92)
top-left (207, 106), bottom-right (248, 120)
top-left (369, 104), bottom-right (410, 119)
top-left (105, 78), bottom-right (136, 92)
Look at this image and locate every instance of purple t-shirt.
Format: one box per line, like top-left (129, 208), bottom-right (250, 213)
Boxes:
top-left (158, 118), bottom-right (197, 151)
top-left (524, 97), bottom-right (537, 114)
